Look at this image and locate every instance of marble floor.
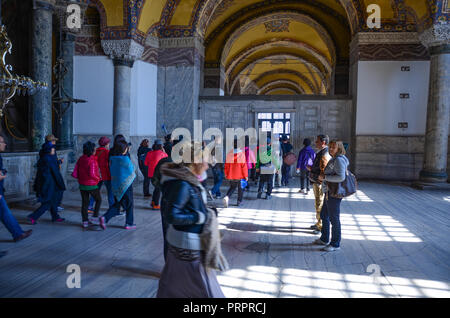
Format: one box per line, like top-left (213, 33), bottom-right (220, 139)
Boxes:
top-left (0, 179), bottom-right (449, 298)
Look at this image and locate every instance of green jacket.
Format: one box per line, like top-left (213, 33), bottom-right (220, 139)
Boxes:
top-left (256, 145), bottom-right (280, 170)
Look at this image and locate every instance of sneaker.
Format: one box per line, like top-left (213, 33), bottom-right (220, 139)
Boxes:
top-left (87, 209), bottom-right (94, 214)
top-left (313, 238), bottom-right (329, 246)
top-left (28, 218), bottom-right (37, 225)
top-left (99, 217), bottom-right (106, 230)
top-left (124, 224), bottom-right (137, 230)
top-left (322, 245), bottom-right (340, 252)
top-left (298, 189), bottom-right (304, 193)
top-left (151, 203), bottom-right (161, 210)
top-left (57, 206), bottom-right (64, 212)
top-left (222, 196), bottom-right (229, 208)
top-left (310, 224), bottom-right (320, 231)
top-left (53, 218), bottom-right (65, 223)
top-left (82, 221), bottom-right (89, 228)
top-left (257, 192), bottom-right (262, 199)
top-left (14, 230), bottom-right (33, 242)
top-left (266, 194), bottom-right (272, 200)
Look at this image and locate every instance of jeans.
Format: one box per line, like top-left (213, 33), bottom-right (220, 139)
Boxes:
top-left (56, 190), bottom-right (63, 207)
top-left (81, 188), bottom-right (101, 222)
top-left (258, 174), bottom-right (273, 196)
top-left (300, 169), bottom-right (310, 190)
top-left (0, 196), bottom-right (24, 239)
top-left (103, 186), bottom-right (134, 226)
top-left (160, 199), bottom-right (168, 262)
top-left (226, 180), bottom-right (243, 203)
top-left (89, 180), bottom-right (114, 209)
top-left (320, 195), bottom-right (343, 248)
top-left (211, 167), bottom-right (224, 197)
top-left (281, 164), bottom-right (291, 185)
top-left (28, 192), bottom-right (62, 221)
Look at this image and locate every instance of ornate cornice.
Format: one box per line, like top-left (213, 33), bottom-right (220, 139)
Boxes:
top-left (101, 39), bottom-right (144, 62)
top-left (158, 36), bottom-right (204, 57)
top-left (419, 24), bottom-right (450, 49)
top-left (350, 32), bottom-right (420, 49)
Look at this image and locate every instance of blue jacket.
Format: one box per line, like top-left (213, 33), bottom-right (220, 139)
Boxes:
top-left (297, 146), bottom-right (316, 170)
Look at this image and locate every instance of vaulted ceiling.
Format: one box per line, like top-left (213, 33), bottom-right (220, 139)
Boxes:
top-left (90, 0), bottom-right (443, 95)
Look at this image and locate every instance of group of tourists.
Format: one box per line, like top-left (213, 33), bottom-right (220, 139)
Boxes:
top-left (1, 129), bottom-right (353, 296)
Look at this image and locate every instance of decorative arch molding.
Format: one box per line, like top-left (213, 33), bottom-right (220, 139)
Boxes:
top-left (258, 80), bottom-right (305, 95)
top-left (225, 40), bottom-right (332, 93)
top-left (220, 11), bottom-right (337, 68)
top-left (229, 53), bottom-right (328, 95)
top-left (264, 87), bottom-right (298, 95)
top-left (248, 69), bottom-right (319, 95)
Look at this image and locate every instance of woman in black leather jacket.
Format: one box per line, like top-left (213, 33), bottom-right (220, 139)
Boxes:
top-left (156, 144), bottom-right (225, 298)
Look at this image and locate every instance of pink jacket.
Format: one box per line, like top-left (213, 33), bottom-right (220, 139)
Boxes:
top-left (72, 155), bottom-right (101, 186)
top-left (245, 146), bottom-right (256, 170)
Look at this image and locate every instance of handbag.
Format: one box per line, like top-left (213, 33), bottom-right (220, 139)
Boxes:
top-left (327, 169), bottom-right (357, 198)
top-left (283, 152), bottom-right (297, 165)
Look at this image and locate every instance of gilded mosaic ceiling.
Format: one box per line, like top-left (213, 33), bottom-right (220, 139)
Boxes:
top-left (89, 0), bottom-right (444, 95)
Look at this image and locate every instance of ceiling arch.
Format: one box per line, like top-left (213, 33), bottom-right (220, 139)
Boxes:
top-left (258, 80), bottom-right (305, 95)
top-left (220, 12), bottom-right (337, 67)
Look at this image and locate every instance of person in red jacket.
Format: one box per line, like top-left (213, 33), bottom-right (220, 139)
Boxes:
top-left (72, 141), bottom-right (102, 228)
top-left (88, 136), bottom-right (114, 211)
top-left (223, 138), bottom-right (248, 208)
top-left (144, 140), bottom-right (168, 210)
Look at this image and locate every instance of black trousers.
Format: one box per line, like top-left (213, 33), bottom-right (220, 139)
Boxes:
top-left (140, 167), bottom-right (150, 196)
top-left (226, 180), bottom-right (243, 203)
top-left (258, 174), bottom-right (274, 195)
top-left (103, 186), bottom-right (134, 225)
top-left (81, 188), bottom-right (101, 222)
top-left (152, 187), bottom-right (161, 205)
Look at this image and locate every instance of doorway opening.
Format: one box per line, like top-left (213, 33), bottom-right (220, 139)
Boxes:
top-left (257, 112), bottom-right (291, 139)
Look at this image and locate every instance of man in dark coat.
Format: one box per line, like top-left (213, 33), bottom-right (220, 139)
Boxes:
top-left (28, 142), bottom-right (66, 224)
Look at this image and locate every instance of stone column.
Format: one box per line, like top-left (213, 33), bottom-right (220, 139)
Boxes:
top-left (112, 58), bottom-right (133, 140)
top-left (59, 32), bottom-right (76, 148)
top-left (101, 39), bottom-right (144, 140)
top-left (419, 24), bottom-right (450, 183)
top-left (30, 0), bottom-right (55, 150)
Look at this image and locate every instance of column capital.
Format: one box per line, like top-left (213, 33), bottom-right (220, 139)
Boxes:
top-left (101, 39), bottom-right (144, 64)
top-left (419, 24), bottom-right (450, 51)
top-left (33, 0), bottom-right (56, 11)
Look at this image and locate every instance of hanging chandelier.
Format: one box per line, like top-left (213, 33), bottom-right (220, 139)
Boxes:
top-left (0, 25), bottom-right (48, 118)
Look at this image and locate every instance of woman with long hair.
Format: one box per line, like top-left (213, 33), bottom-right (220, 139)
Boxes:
top-left (314, 140), bottom-right (349, 252)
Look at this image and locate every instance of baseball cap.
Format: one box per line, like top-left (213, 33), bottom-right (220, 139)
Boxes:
top-left (98, 136), bottom-right (111, 147)
top-left (45, 134), bottom-right (58, 142)
top-left (154, 139), bottom-right (163, 145)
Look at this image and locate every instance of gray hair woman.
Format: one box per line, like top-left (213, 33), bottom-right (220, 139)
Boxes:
top-left (313, 140), bottom-right (349, 252)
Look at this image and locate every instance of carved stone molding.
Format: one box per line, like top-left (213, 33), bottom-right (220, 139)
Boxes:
top-left (159, 36), bottom-right (204, 57)
top-left (419, 24), bottom-right (450, 49)
top-left (145, 35), bottom-right (159, 49)
top-left (350, 32), bottom-right (420, 49)
top-left (101, 39), bottom-right (144, 62)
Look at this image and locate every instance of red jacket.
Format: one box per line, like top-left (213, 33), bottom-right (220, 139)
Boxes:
top-left (224, 150), bottom-right (248, 180)
top-left (72, 155), bottom-right (101, 186)
top-left (95, 147), bottom-right (111, 181)
top-left (144, 150), bottom-right (168, 178)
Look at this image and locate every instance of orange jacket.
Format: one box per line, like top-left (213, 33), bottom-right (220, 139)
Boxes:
top-left (144, 150), bottom-right (168, 178)
top-left (224, 150), bottom-right (248, 180)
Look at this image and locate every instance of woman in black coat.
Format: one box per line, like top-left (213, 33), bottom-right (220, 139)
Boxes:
top-left (28, 142), bottom-right (66, 224)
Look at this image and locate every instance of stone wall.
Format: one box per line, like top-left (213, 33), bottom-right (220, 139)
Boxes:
top-left (355, 136), bottom-right (450, 181)
top-left (2, 150), bottom-right (71, 202)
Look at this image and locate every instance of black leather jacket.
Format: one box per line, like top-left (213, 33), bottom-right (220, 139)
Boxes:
top-left (161, 179), bottom-right (208, 234)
